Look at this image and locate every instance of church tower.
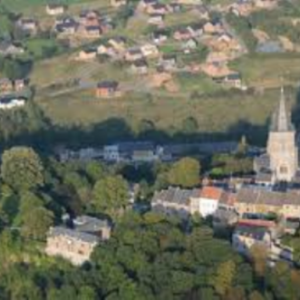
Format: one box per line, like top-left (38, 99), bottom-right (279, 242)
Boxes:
top-left (267, 88), bottom-right (298, 182)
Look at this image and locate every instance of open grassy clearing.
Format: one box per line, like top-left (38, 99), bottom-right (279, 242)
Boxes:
top-left (231, 53), bottom-right (300, 88)
top-left (36, 87), bottom-right (292, 140)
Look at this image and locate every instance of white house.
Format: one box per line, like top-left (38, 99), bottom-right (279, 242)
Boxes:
top-left (0, 97), bottom-right (26, 110)
top-left (190, 186), bottom-right (223, 217)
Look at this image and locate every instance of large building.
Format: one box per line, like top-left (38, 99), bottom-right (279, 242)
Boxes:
top-left (255, 88), bottom-right (298, 183)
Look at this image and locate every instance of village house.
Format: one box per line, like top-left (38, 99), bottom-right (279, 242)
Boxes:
top-left (131, 143), bottom-right (160, 162)
top-left (148, 14), bottom-right (165, 26)
top-left (152, 187), bottom-right (200, 219)
top-left (0, 78), bottom-right (13, 94)
top-left (173, 28), bottom-right (193, 41)
top-left (46, 4), bottom-right (66, 15)
top-left (125, 48), bottom-right (144, 62)
top-left (139, 0), bottom-right (158, 11)
top-left (79, 10), bottom-right (100, 25)
top-left (0, 97), bottom-right (26, 110)
top-left (203, 20), bottom-right (224, 35)
top-left (194, 5), bottom-right (210, 20)
top-left (73, 215), bottom-right (111, 240)
top-left (152, 30), bottom-right (168, 44)
top-left (111, 0), bottom-right (127, 7)
top-left (190, 186), bottom-right (224, 217)
top-left (55, 17), bottom-right (78, 35)
top-left (232, 220), bottom-right (275, 256)
top-left (76, 48), bottom-right (97, 61)
top-left (108, 37), bottom-right (126, 52)
top-left (130, 60), bottom-right (149, 74)
top-left (187, 23), bottom-right (203, 38)
top-left (176, 0), bottom-right (202, 4)
top-left (17, 18), bottom-right (38, 35)
top-left (159, 54), bottom-right (177, 71)
top-left (253, 0), bottom-right (277, 10)
top-left (14, 79), bottom-right (26, 91)
top-left (221, 72), bottom-right (243, 89)
top-left (45, 227), bottom-right (99, 265)
top-left (0, 42), bottom-right (24, 56)
top-left (57, 147), bottom-right (104, 162)
top-left (234, 187), bottom-right (300, 218)
top-left (45, 215), bottom-right (111, 265)
top-left (95, 81), bottom-right (121, 98)
top-left (182, 39), bottom-right (198, 53)
top-left (146, 3), bottom-right (169, 15)
top-left (140, 43), bottom-right (160, 58)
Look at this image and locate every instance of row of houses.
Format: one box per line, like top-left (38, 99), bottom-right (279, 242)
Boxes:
top-left (152, 185), bottom-right (300, 220)
top-left (57, 141), bottom-right (239, 163)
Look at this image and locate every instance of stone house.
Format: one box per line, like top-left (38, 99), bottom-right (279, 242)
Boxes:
top-left (0, 42), bottom-right (24, 56)
top-left (130, 60), bottom-right (148, 74)
top-left (17, 18), bottom-right (38, 35)
top-left (125, 48), bottom-right (144, 62)
top-left (152, 30), bottom-right (168, 44)
top-left (152, 187), bottom-right (200, 219)
top-left (173, 28), bottom-right (193, 41)
top-left (146, 3), bottom-right (169, 15)
top-left (45, 215), bottom-right (111, 265)
top-left (95, 81), bottom-right (121, 98)
top-left (45, 227), bottom-right (99, 265)
top-left (203, 21), bottom-right (223, 35)
top-left (235, 188), bottom-right (300, 218)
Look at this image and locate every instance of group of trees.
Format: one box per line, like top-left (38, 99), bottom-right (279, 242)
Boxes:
top-left (0, 145), bottom-right (299, 299)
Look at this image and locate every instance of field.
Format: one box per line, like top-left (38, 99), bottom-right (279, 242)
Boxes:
top-left (36, 86), bottom-right (297, 145)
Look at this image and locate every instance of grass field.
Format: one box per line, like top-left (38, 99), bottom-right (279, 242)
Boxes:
top-left (231, 53), bottom-right (300, 88)
top-left (36, 86), bottom-right (296, 144)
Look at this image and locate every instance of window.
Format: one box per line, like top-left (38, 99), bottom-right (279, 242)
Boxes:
top-left (279, 165), bottom-right (288, 174)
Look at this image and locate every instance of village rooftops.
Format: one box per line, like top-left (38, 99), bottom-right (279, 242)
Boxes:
top-left (200, 186), bottom-right (224, 200)
top-left (234, 223), bottom-right (271, 241)
top-left (97, 81), bottom-right (118, 89)
top-left (236, 187), bottom-right (300, 206)
top-left (48, 226), bottom-right (99, 244)
top-left (237, 219), bottom-right (277, 228)
top-left (73, 215), bottom-right (111, 233)
top-left (153, 187), bottom-right (200, 205)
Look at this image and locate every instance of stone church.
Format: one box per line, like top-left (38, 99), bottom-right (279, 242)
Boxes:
top-left (254, 88), bottom-right (299, 184)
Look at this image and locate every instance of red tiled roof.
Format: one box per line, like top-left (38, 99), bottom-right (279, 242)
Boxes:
top-left (237, 219), bottom-right (276, 228)
top-left (200, 186), bottom-right (223, 200)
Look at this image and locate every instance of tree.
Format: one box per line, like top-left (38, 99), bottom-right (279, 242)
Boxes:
top-left (211, 260), bottom-right (236, 296)
top-left (1, 147), bottom-right (44, 191)
top-left (93, 175), bottom-right (129, 218)
top-left (182, 117), bottom-right (198, 134)
top-left (168, 157), bottom-right (200, 188)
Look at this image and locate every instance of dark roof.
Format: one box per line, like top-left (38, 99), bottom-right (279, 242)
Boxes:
top-left (73, 215), bottom-right (110, 233)
top-left (49, 226), bottom-right (99, 243)
top-left (234, 224), bottom-right (270, 241)
top-left (226, 72), bottom-right (241, 80)
top-left (152, 187), bottom-right (200, 205)
top-left (97, 81), bottom-right (118, 89)
top-left (132, 59), bottom-right (148, 67)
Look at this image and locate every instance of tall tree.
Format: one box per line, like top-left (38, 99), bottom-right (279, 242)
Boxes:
top-left (168, 157), bottom-right (200, 188)
top-left (1, 147), bottom-right (44, 191)
top-left (93, 175), bottom-right (129, 218)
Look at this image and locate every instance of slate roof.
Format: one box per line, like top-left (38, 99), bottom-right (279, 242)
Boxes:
top-left (234, 224), bottom-right (270, 241)
top-left (236, 187), bottom-right (300, 206)
top-left (153, 187), bottom-right (200, 205)
top-left (73, 215), bottom-right (110, 233)
top-left (49, 226), bottom-right (99, 243)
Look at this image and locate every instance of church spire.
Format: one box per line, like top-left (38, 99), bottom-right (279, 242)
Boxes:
top-left (271, 87), bottom-right (293, 132)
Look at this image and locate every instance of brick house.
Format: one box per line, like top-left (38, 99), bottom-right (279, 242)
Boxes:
top-left (95, 81), bottom-right (121, 98)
